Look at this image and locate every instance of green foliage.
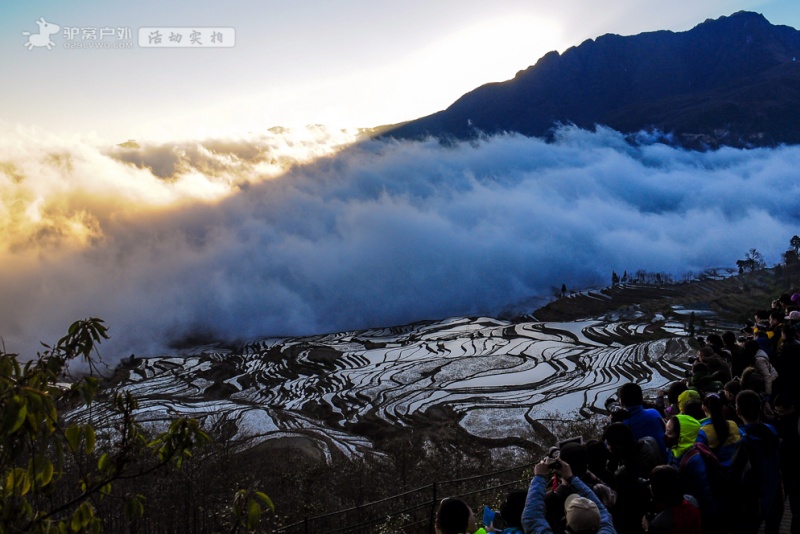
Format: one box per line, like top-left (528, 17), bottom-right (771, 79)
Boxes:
top-left (0, 318), bottom-right (270, 533)
top-left (375, 512), bottom-right (412, 533)
top-left (231, 489), bottom-right (275, 532)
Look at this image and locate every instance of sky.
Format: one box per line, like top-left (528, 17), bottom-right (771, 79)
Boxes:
top-left (2, 0), bottom-right (799, 140)
top-left (2, 1), bottom-right (800, 359)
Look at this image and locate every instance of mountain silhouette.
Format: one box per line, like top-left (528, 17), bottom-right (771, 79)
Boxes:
top-left (382, 11), bottom-right (800, 148)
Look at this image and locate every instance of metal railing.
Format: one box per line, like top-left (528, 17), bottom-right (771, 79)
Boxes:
top-left (274, 461), bottom-right (536, 533)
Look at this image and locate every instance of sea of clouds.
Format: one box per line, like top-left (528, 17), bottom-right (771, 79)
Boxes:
top-left (1, 124), bottom-right (798, 359)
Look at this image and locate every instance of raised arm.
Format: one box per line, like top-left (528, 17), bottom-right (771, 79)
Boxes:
top-left (521, 461), bottom-right (554, 534)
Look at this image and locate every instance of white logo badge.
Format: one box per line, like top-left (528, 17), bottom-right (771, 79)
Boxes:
top-left (23, 17), bottom-right (60, 50)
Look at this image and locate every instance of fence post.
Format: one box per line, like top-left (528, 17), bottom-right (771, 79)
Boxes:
top-left (304, 517), bottom-right (308, 534)
top-left (429, 482), bottom-right (437, 533)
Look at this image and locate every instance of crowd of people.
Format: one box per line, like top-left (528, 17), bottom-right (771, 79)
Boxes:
top-left (434, 292), bottom-right (800, 534)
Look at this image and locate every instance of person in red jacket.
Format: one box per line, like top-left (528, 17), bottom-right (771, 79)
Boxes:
top-left (644, 465), bottom-right (701, 534)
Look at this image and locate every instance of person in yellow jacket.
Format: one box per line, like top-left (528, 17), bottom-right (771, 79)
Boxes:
top-left (696, 393), bottom-right (742, 467)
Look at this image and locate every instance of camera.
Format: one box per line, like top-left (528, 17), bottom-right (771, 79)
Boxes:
top-left (604, 396), bottom-right (630, 422)
top-left (545, 447), bottom-right (561, 469)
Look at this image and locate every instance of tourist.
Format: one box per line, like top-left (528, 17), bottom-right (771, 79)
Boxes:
top-left (522, 458), bottom-right (616, 534)
top-left (643, 465), bottom-right (702, 534)
top-left (664, 415), bottom-right (719, 530)
top-left (705, 334), bottom-right (731, 361)
top-left (729, 390), bottom-right (784, 534)
top-left (615, 383), bottom-right (667, 461)
top-left (773, 324), bottom-right (800, 405)
top-left (676, 389), bottom-right (700, 414)
top-left (696, 347), bottom-right (732, 385)
top-left (656, 381), bottom-right (687, 419)
top-left (743, 340), bottom-right (778, 396)
top-left (722, 380), bottom-right (743, 425)
top-left (722, 331), bottom-right (750, 378)
top-left (436, 497), bottom-right (487, 534)
top-left (602, 423), bottom-right (661, 534)
top-left (487, 490), bottom-right (526, 534)
top-left (541, 442), bottom-right (603, 534)
top-left (773, 394), bottom-right (800, 534)
top-left (696, 393), bottom-right (742, 468)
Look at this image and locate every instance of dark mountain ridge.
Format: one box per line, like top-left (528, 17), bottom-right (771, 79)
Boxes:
top-left (382, 11), bottom-right (800, 148)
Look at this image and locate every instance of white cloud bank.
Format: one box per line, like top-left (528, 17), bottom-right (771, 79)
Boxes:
top-left (1, 124), bottom-right (798, 358)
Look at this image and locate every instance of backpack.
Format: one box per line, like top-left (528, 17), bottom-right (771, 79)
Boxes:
top-left (679, 442), bottom-right (729, 497)
top-left (755, 352), bottom-right (779, 382)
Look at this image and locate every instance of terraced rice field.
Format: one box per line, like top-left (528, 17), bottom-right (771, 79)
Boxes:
top-left (69, 313), bottom-right (693, 460)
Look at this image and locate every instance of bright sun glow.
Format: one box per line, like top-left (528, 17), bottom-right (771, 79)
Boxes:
top-left (0, 124), bottom-right (361, 259)
top-left (415, 15), bottom-right (565, 89)
top-left (123, 16), bottom-right (567, 140)
top-left (363, 15), bottom-right (566, 124)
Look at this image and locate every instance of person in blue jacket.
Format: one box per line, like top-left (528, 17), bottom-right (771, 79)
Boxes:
top-left (616, 382), bottom-right (668, 461)
top-left (522, 457), bottom-right (616, 534)
top-left (729, 390), bottom-right (784, 534)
